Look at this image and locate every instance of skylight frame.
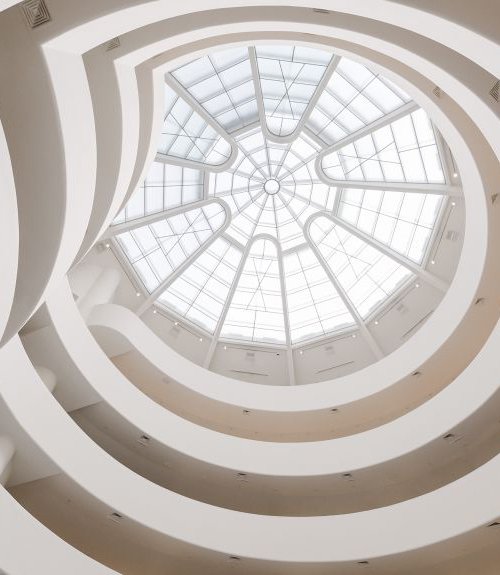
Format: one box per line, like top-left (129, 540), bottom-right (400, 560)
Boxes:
top-left (110, 43), bottom-right (460, 361)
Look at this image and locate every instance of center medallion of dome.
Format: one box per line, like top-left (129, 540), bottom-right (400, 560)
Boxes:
top-left (264, 179), bottom-right (280, 195)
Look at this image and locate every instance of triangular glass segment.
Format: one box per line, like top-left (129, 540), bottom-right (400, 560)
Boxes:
top-left (158, 83), bottom-right (232, 167)
top-left (225, 194), bottom-right (267, 246)
top-left (172, 47), bottom-right (259, 134)
top-left (337, 189), bottom-right (444, 264)
top-left (158, 237), bottom-right (242, 333)
top-left (273, 194), bottom-right (304, 250)
top-left (283, 246), bottom-right (355, 343)
top-left (306, 58), bottom-right (412, 145)
top-left (321, 109), bottom-right (445, 184)
top-left (256, 45), bottom-right (333, 137)
top-left (115, 203), bottom-right (226, 293)
top-left (253, 194), bottom-right (279, 239)
top-left (221, 239), bottom-right (286, 344)
top-left (309, 216), bottom-right (414, 318)
top-left (112, 162), bottom-right (204, 225)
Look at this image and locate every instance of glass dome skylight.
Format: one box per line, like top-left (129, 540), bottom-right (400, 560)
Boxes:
top-left (110, 44), bottom-right (459, 352)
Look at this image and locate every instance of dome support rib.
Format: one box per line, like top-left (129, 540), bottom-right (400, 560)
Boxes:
top-left (276, 238), bottom-right (296, 385)
top-left (249, 46), bottom-right (267, 140)
top-left (162, 75), bottom-right (238, 172)
top-left (317, 101), bottom-right (419, 160)
top-left (202, 238), bottom-right (253, 369)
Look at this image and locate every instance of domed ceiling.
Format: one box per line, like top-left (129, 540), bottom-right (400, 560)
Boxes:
top-left (109, 44), bottom-right (459, 350)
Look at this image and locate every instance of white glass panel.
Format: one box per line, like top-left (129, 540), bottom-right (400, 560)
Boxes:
top-left (284, 247), bottom-right (354, 342)
top-left (221, 239), bottom-right (286, 344)
top-left (322, 109), bottom-right (445, 184)
top-left (256, 45), bottom-right (334, 137)
top-left (113, 162), bottom-right (204, 225)
top-left (310, 217), bottom-right (414, 317)
top-left (308, 59), bottom-right (410, 145)
top-left (159, 84), bottom-right (232, 166)
top-left (337, 189), bottom-right (444, 263)
top-left (116, 203), bottom-right (226, 293)
top-left (159, 237), bottom-right (242, 332)
top-left (172, 47), bottom-right (258, 133)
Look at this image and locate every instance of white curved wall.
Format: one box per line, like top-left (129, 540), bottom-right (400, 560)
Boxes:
top-left (1, 1), bottom-right (500, 573)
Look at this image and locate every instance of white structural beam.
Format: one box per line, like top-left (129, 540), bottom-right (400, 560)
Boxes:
top-left (317, 101), bottom-right (419, 159)
top-left (283, 197), bottom-right (382, 360)
top-left (104, 198), bottom-right (223, 237)
top-left (248, 47), bottom-right (269, 140)
top-left (314, 101), bottom-right (461, 196)
top-left (275, 239), bottom-right (297, 385)
top-left (202, 239), bottom-right (254, 369)
top-left (316, 177), bottom-right (460, 196)
top-left (159, 75), bottom-right (238, 173)
top-left (286, 55), bottom-right (341, 141)
top-left (306, 211), bottom-right (448, 292)
top-left (249, 49), bottom-right (341, 145)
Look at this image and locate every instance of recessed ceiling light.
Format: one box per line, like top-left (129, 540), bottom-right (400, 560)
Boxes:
top-left (430, 259), bottom-right (436, 265)
top-left (199, 337), bottom-right (203, 342)
top-left (415, 283), bottom-right (420, 288)
top-left (223, 345), bottom-right (227, 350)
top-left (152, 309), bottom-right (157, 314)
top-left (451, 201), bottom-right (456, 206)
top-left (174, 321), bottom-right (179, 326)
top-left (374, 320), bottom-right (379, 325)
top-left (136, 291), bottom-right (141, 297)
top-left (453, 172), bottom-right (458, 178)
top-left (105, 242), bottom-right (110, 248)
top-left (299, 350), bottom-right (303, 355)
top-left (351, 334), bottom-right (357, 338)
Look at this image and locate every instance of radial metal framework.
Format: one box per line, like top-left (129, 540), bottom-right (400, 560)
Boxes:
top-left (108, 44), bottom-right (460, 370)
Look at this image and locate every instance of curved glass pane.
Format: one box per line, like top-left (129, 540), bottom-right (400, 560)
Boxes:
top-left (172, 48), bottom-right (258, 133)
top-left (113, 163), bottom-right (203, 225)
top-left (337, 189), bottom-right (444, 263)
top-left (116, 203), bottom-right (226, 293)
top-left (221, 239), bottom-right (286, 343)
top-left (306, 58), bottom-right (411, 145)
top-left (310, 217), bottom-right (414, 318)
top-left (158, 237), bottom-right (242, 332)
top-left (158, 84), bottom-right (232, 166)
top-left (321, 109), bottom-right (445, 184)
top-left (256, 45), bottom-right (333, 137)
top-left (284, 247), bottom-right (355, 343)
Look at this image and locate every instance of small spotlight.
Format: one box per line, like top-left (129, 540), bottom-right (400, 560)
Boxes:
top-left (152, 309), bottom-right (157, 314)
top-left (351, 333), bottom-right (357, 339)
top-left (431, 259), bottom-right (436, 265)
top-left (105, 243), bottom-right (110, 249)
top-left (299, 350), bottom-right (303, 355)
top-left (199, 337), bottom-right (203, 342)
top-left (415, 283), bottom-right (420, 288)
top-left (136, 291), bottom-right (141, 297)
top-left (374, 320), bottom-right (379, 325)
top-left (223, 345), bottom-right (227, 350)
top-left (453, 172), bottom-right (458, 178)
top-left (451, 201), bottom-right (456, 207)
top-left (174, 321), bottom-right (179, 326)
